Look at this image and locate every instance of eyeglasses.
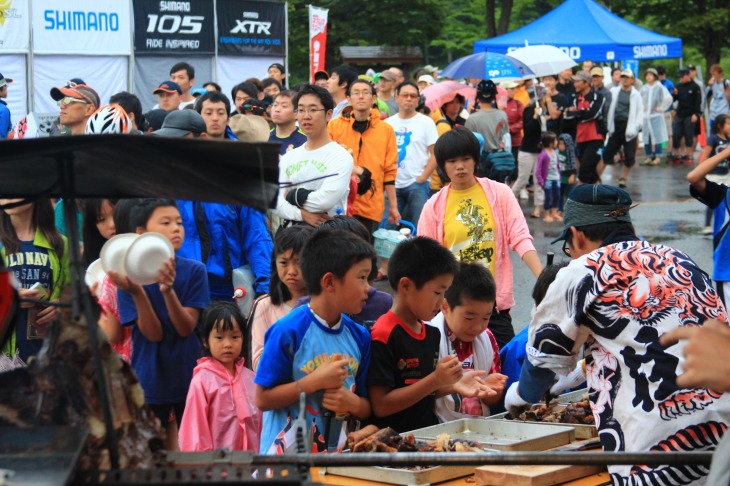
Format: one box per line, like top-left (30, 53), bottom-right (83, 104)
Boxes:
top-left (295, 108), bottom-right (326, 116)
top-left (562, 239), bottom-right (571, 257)
top-left (350, 91), bottom-right (373, 97)
top-left (398, 93), bottom-right (419, 99)
top-left (57, 97), bottom-right (89, 107)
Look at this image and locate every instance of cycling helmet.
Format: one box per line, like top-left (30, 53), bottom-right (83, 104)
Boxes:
top-left (85, 104), bottom-right (131, 134)
top-left (476, 79), bottom-right (497, 101)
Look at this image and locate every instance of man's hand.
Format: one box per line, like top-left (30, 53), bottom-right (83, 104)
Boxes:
top-left (504, 382), bottom-right (531, 418)
top-left (415, 175), bottom-right (428, 185)
top-left (661, 319), bottom-right (730, 392)
top-left (550, 361), bottom-right (585, 396)
top-left (691, 114), bottom-right (698, 123)
top-left (157, 257), bottom-right (176, 293)
top-left (301, 209), bottom-right (331, 227)
top-left (388, 206), bottom-right (401, 226)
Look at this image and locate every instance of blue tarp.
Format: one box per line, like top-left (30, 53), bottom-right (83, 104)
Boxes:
top-left (473, 0), bottom-right (682, 62)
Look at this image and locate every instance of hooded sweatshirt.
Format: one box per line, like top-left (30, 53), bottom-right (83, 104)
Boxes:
top-left (179, 357), bottom-right (261, 452)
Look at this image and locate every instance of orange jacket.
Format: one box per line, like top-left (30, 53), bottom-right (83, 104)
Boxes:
top-left (429, 108), bottom-right (453, 191)
top-left (328, 106), bottom-right (398, 222)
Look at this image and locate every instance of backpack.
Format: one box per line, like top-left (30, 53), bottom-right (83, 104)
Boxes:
top-left (477, 149), bottom-right (515, 183)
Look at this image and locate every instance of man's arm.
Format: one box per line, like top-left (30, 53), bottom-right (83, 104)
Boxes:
top-left (416, 145), bottom-right (437, 184)
top-left (301, 151), bottom-right (354, 213)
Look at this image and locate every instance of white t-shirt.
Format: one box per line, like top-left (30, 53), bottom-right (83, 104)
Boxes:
top-left (385, 112), bottom-right (438, 188)
top-left (274, 141), bottom-right (354, 222)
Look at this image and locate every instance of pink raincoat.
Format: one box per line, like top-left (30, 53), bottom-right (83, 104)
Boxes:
top-left (179, 357), bottom-right (262, 452)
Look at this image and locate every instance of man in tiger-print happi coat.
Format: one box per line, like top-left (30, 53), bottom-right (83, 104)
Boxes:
top-left (506, 185), bottom-right (730, 485)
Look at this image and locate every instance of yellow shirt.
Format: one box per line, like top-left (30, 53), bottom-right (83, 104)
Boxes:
top-left (443, 183), bottom-right (497, 275)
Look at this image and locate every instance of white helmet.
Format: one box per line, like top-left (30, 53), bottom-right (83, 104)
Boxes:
top-left (85, 104), bottom-right (131, 134)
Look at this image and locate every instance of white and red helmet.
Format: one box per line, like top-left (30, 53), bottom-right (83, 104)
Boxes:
top-left (85, 104), bottom-right (131, 135)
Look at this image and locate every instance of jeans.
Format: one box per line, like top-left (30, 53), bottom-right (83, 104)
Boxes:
top-left (644, 141), bottom-right (663, 158)
top-left (395, 181), bottom-right (429, 226)
top-left (543, 180), bottom-right (561, 211)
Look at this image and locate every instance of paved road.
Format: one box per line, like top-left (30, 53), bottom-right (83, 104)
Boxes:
top-left (511, 162), bottom-right (711, 332)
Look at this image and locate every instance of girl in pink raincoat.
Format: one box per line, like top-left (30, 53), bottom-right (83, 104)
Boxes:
top-left (179, 301), bottom-right (262, 452)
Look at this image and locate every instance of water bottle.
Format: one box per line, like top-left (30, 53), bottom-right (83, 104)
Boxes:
top-left (232, 265), bottom-right (256, 317)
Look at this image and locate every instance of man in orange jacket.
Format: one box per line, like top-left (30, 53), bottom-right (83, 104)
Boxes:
top-left (328, 79), bottom-right (400, 234)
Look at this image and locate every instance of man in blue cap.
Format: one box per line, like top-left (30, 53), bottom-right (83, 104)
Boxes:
top-left (505, 184), bottom-right (730, 484)
top-left (0, 73), bottom-right (13, 139)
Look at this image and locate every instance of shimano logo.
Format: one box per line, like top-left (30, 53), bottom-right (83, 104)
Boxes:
top-left (231, 19), bottom-right (271, 35)
top-left (159, 2), bottom-right (191, 12)
top-left (44, 10), bottom-right (119, 31)
top-left (633, 44), bottom-right (667, 59)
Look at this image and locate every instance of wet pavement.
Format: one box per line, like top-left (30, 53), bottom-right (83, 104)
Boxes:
top-left (510, 161), bottom-right (712, 331)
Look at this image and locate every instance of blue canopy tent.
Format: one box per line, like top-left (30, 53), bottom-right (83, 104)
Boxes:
top-left (473, 0), bottom-right (681, 62)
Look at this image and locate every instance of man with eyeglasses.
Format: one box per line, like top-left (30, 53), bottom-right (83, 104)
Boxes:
top-left (328, 79), bottom-right (400, 234)
top-left (269, 90), bottom-right (306, 156)
top-left (49, 82), bottom-right (100, 136)
top-left (385, 81), bottom-right (438, 227)
top-left (505, 184), bottom-right (730, 484)
top-left (273, 84), bottom-right (353, 227)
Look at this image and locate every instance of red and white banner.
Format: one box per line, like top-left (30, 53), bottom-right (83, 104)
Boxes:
top-left (308, 5), bottom-right (328, 83)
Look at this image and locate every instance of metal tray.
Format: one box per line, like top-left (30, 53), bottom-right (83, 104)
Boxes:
top-left (407, 419), bottom-right (574, 452)
top-left (485, 396), bottom-right (598, 439)
top-left (323, 464), bottom-right (476, 486)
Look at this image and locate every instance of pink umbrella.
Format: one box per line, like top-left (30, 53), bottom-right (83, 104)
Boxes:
top-left (421, 81), bottom-right (476, 111)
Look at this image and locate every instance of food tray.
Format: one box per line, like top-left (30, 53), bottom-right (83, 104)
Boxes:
top-left (322, 464), bottom-right (476, 486)
top-left (407, 419), bottom-right (574, 452)
top-left (486, 405), bottom-right (597, 439)
top-left (557, 388), bottom-right (589, 404)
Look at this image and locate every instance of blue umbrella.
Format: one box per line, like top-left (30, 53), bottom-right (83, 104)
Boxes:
top-left (441, 51), bottom-right (534, 82)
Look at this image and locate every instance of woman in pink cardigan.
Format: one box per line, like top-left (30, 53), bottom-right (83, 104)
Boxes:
top-left (418, 127), bottom-right (543, 348)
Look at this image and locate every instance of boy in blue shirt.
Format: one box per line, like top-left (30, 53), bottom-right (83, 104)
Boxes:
top-left (111, 199), bottom-right (210, 446)
top-left (368, 237), bottom-right (494, 432)
top-left (255, 230), bottom-right (374, 454)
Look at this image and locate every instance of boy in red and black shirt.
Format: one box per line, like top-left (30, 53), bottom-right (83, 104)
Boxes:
top-left (565, 71), bottom-right (606, 184)
top-left (367, 237), bottom-right (495, 432)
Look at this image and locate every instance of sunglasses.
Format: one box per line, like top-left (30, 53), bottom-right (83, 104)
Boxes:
top-left (57, 96), bottom-right (89, 107)
top-left (240, 104), bottom-right (266, 116)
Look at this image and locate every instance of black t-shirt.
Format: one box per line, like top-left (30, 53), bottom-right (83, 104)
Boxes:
top-left (367, 311), bottom-right (441, 432)
top-left (520, 106), bottom-right (543, 153)
top-left (546, 92), bottom-right (569, 134)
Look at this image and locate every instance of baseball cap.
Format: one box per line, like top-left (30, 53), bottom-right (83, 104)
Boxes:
top-left (314, 70), bottom-right (329, 81)
top-left (687, 64), bottom-right (696, 70)
top-left (144, 109), bottom-right (170, 131)
top-left (590, 67), bottom-right (604, 77)
top-left (379, 70), bottom-right (397, 82)
top-left (417, 75), bottom-right (434, 86)
top-left (422, 65), bottom-right (438, 75)
top-left (645, 68), bottom-right (659, 78)
top-left (551, 185), bottom-right (633, 244)
top-left (678, 68), bottom-right (690, 77)
top-left (0, 73), bottom-right (13, 88)
top-left (66, 78), bottom-right (86, 87)
top-left (50, 83), bottom-right (101, 109)
top-left (620, 69), bottom-right (634, 78)
top-left (229, 114), bottom-right (270, 142)
top-left (499, 80), bottom-right (519, 89)
top-left (153, 110), bottom-right (207, 137)
top-left (191, 87), bottom-right (208, 97)
top-left (571, 71), bottom-right (592, 83)
top-left (153, 81), bottom-right (182, 95)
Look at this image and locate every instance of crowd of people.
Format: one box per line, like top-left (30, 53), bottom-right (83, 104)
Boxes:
top-left (1, 57), bottom-right (730, 483)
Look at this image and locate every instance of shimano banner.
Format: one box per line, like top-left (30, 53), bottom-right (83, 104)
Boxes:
top-left (133, 0), bottom-right (214, 54)
top-left (32, 0), bottom-right (131, 55)
top-left (216, 0), bottom-right (285, 56)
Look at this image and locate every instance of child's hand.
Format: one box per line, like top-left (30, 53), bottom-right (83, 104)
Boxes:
top-left (107, 270), bottom-right (142, 293)
top-left (35, 301), bottom-right (60, 326)
top-left (434, 355), bottom-right (463, 388)
top-left (453, 370), bottom-right (496, 398)
top-left (322, 386), bottom-right (357, 416)
top-left (18, 288), bottom-right (42, 309)
top-left (568, 174), bottom-right (576, 185)
top-left (157, 257), bottom-right (176, 293)
top-left (483, 373), bottom-right (508, 395)
top-left (308, 356), bottom-right (350, 391)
